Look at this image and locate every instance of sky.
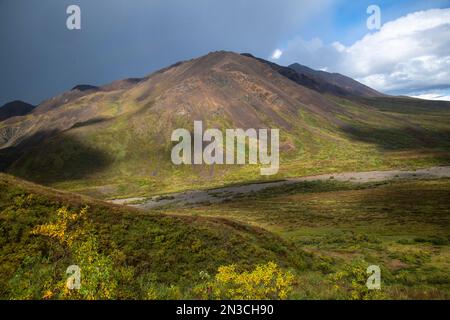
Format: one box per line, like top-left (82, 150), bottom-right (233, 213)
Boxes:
top-left (1, 0), bottom-right (450, 106)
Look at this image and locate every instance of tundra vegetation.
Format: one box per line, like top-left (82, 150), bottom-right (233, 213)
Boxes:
top-left (1, 173), bottom-right (448, 299)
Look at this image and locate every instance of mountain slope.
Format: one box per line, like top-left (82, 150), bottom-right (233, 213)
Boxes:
top-left (0, 51), bottom-right (449, 198)
top-left (240, 53), bottom-right (383, 97)
top-left (0, 173), bottom-right (306, 299)
top-left (288, 63), bottom-right (384, 98)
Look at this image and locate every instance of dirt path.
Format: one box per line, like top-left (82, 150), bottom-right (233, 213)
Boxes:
top-left (109, 166), bottom-right (450, 209)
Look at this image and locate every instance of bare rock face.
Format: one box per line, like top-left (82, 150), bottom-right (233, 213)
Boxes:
top-left (0, 126), bottom-right (22, 145)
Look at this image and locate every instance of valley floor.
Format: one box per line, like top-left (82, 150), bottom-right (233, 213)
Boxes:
top-left (1, 168), bottom-right (449, 299)
top-left (148, 172), bottom-right (450, 299)
top-left (110, 166), bottom-right (450, 209)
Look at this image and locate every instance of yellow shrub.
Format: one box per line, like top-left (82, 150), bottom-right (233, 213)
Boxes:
top-left (329, 261), bottom-right (386, 300)
top-left (31, 206), bottom-right (130, 300)
top-left (204, 262), bottom-right (295, 300)
top-left (31, 206), bottom-right (88, 245)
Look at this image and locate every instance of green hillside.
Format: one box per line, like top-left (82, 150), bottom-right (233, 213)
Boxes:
top-left (4, 172), bottom-right (448, 300)
top-left (0, 173), bottom-right (309, 299)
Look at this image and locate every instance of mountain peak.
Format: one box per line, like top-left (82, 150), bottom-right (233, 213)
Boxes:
top-left (0, 100), bottom-right (35, 122)
top-left (288, 63), bottom-right (315, 73)
top-left (71, 84), bottom-right (99, 92)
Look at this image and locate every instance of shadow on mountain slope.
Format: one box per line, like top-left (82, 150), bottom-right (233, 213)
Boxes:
top-left (341, 125), bottom-right (450, 152)
top-left (354, 96), bottom-right (450, 114)
top-left (69, 117), bottom-right (110, 130)
top-left (0, 129), bottom-right (113, 184)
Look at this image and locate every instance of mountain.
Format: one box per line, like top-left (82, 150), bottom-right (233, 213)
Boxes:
top-left (71, 84), bottom-right (99, 92)
top-left (240, 53), bottom-right (383, 97)
top-left (0, 100), bottom-right (35, 122)
top-left (0, 51), bottom-right (449, 198)
top-left (288, 63), bottom-right (384, 97)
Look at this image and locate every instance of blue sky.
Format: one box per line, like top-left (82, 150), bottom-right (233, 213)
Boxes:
top-left (312, 0), bottom-right (450, 45)
top-left (271, 0), bottom-right (450, 100)
top-left (1, 0), bottom-right (450, 105)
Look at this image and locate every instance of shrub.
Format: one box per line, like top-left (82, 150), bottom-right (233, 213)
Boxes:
top-left (329, 260), bottom-right (386, 300)
top-left (30, 206), bottom-right (132, 299)
top-left (194, 262), bottom-right (295, 300)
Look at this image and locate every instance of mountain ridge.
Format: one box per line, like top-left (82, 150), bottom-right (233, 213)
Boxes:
top-left (288, 62), bottom-right (384, 98)
top-left (240, 53), bottom-right (383, 98)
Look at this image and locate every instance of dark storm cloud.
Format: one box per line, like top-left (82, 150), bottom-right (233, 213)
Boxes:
top-left (0, 0), bottom-right (330, 105)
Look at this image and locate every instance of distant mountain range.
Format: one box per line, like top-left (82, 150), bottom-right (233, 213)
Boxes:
top-left (1, 51), bottom-right (449, 198)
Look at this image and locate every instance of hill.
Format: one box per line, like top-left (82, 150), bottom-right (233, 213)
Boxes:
top-left (0, 100), bottom-right (35, 122)
top-left (0, 51), bottom-right (449, 198)
top-left (0, 173), bottom-right (307, 299)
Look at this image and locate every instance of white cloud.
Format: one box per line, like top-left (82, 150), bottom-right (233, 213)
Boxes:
top-left (408, 89), bottom-right (450, 101)
top-left (270, 49), bottom-right (283, 60)
top-left (278, 8), bottom-right (450, 94)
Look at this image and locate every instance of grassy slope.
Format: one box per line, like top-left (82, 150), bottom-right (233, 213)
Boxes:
top-left (11, 94), bottom-right (449, 200)
top-left (161, 178), bottom-right (450, 299)
top-left (0, 173), bottom-right (309, 299)
top-left (5, 172), bottom-right (448, 299)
